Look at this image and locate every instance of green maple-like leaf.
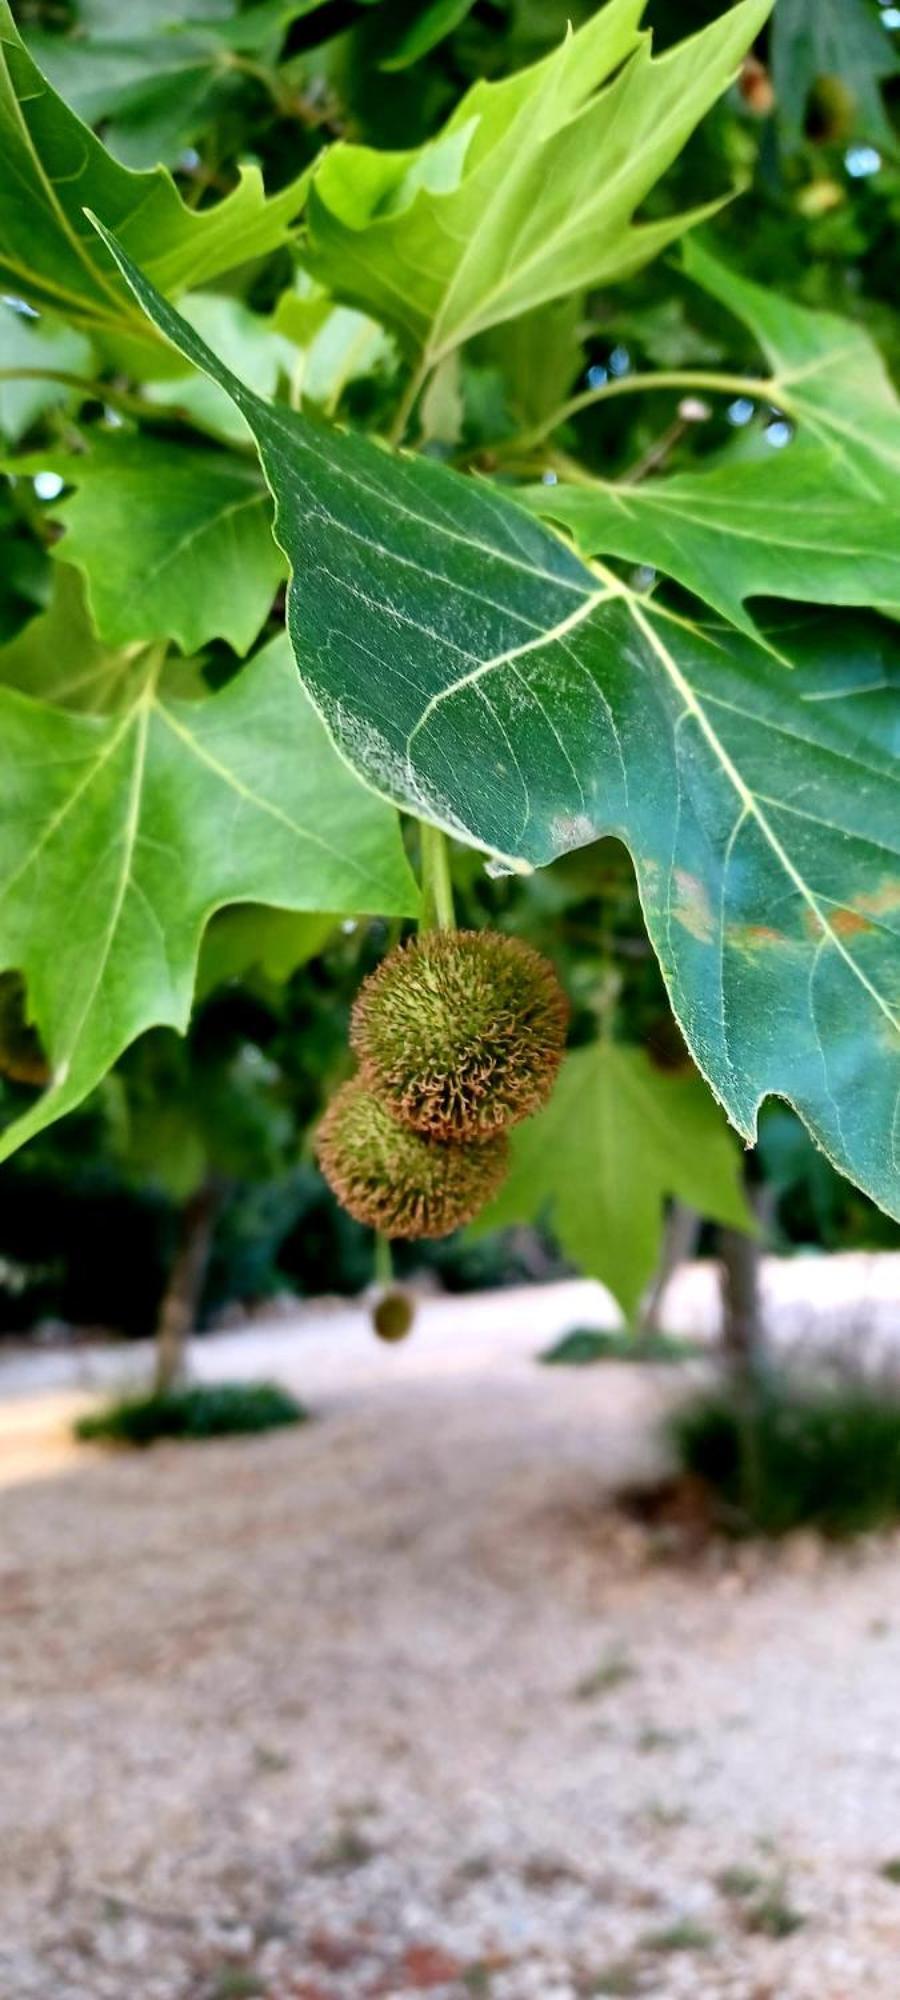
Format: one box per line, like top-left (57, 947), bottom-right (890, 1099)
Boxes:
top-left (683, 239), bottom-right (900, 501)
top-left (524, 446), bottom-right (900, 639)
top-left (0, 0), bottom-right (310, 336)
top-left (771, 0), bottom-right (898, 153)
top-left (473, 1041), bottom-right (753, 1318)
top-left (306, 0), bottom-right (772, 362)
top-left (92, 227), bottom-right (900, 1223)
top-left (8, 434), bottom-right (285, 654)
top-left (0, 634), bottom-right (419, 1160)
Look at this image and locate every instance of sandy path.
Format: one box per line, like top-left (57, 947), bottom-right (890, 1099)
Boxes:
top-left (4, 1268), bottom-right (900, 1998)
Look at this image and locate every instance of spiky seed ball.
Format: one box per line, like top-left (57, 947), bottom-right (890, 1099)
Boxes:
top-left (371, 1288), bottom-right (416, 1343)
top-left (316, 1080), bottom-right (507, 1240)
top-left (350, 929), bottom-right (568, 1143)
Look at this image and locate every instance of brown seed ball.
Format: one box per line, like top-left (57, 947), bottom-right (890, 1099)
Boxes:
top-left (350, 929), bottom-right (568, 1142)
top-left (316, 1080), bottom-right (508, 1240)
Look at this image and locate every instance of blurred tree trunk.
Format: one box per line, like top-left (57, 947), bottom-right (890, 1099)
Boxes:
top-left (154, 1180), bottom-right (219, 1394)
top-left (717, 1182), bottom-right (775, 1524)
top-left (640, 1200), bottom-right (700, 1333)
top-left (718, 1180), bottom-right (775, 1384)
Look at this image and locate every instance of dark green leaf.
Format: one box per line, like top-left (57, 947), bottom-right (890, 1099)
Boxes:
top-left (771, 0), bottom-right (898, 153)
top-left (0, 0), bottom-right (310, 334)
top-left (8, 434), bottom-right (285, 653)
top-left (93, 229), bottom-right (900, 1222)
top-left (381, 0), bottom-right (478, 71)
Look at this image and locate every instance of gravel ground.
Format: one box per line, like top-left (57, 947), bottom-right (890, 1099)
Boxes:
top-left (4, 1262), bottom-right (900, 2000)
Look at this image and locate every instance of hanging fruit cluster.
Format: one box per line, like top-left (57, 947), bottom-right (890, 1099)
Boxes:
top-left (317, 928), bottom-right (568, 1240)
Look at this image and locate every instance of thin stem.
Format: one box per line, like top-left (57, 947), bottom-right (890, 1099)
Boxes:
top-left (387, 354), bottom-right (431, 448)
top-left (374, 1232), bottom-right (393, 1286)
top-left (419, 822), bottom-right (456, 932)
top-left (0, 367), bottom-right (186, 424)
top-left (507, 369), bottom-right (776, 455)
top-left (621, 415), bottom-right (689, 485)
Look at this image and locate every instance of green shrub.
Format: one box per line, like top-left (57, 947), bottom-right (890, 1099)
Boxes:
top-left (672, 1377), bottom-right (900, 1538)
top-left (76, 1380), bottom-right (306, 1447)
top-left (541, 1327), bottom-right (702, 1367)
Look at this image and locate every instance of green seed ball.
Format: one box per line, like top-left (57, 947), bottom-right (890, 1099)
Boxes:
top-left (350, 929), bottom-right (568, 1143)
top-left (371, 1289), bottom-right (416, 1342)
top-left (316, 1080), bottom-right (508, 1240)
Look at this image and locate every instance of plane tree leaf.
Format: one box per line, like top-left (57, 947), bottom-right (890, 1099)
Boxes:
top-left (0, 564), bottom-right (207, 711)
top-left (306, 0), bottom-right (772, 362)
top-left (0, 634), bottom-right (419, 1160)
top-left (523, 446), bottom-right (900, 639)
top-left (23, 0), bottom-right (344, 167)
top-left (771, 0), bottom-right (898, 154)
top-left (472, 1041), bottom-right (753, 1318)
top-left (93, 227), bottom-right (900, 1223)
top-left (683, 238), bottom-right (900, 501)
top-left (0, 1), bottom-right (310, 336)
top-left (7, 434), bottom-right (285, 654)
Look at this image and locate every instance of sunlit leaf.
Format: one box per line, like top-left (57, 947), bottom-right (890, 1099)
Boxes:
top-left (94, 230), bottom-right (900, 1222)
top-left (683, 237), bottom-right (900, 500)
top-left (0, 635), bottom-right (419, 1160)
top-left (306, 0), bottom-right (772, 361)
top-left (473, 1041), bottom-right (753, 1317)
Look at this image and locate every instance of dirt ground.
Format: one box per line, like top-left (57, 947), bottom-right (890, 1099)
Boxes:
top-left (4, 1268), bottom-right (900, 2000)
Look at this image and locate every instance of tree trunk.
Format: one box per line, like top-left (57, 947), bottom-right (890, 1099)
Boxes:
top-left (154, 1181), bottom-right (219, 1395)
top-left (718, 1190), bottom-right (770, 1524)
top-left (718, 1206), bottom-right (766, 1387)
top-left (640, 1201), bottom-right (700, 1333)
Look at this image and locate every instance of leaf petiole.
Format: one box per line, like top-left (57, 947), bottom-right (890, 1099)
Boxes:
top-left (419, 821), bottom-right (456, 932)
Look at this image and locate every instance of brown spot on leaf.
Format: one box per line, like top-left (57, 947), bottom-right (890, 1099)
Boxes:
top-left (672, 870), bottom-right (714, 944)
top-left (829, 907), bottom-right (874, 937)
